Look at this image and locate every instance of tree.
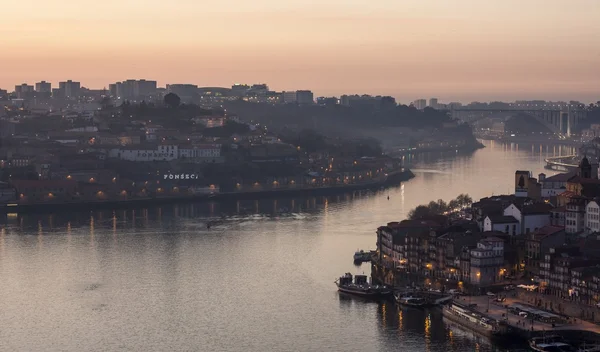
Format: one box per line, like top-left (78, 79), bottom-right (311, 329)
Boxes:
top-left (455, 194), bottom-right (472, 208)
top-left (448, 199), bottom-right (460, 212)
top-left (407, 193), bottom-right (473, 220)
top-left (426, 199), bottom-right (448, 214)
top-left (164, 93), bottom-right (181, 108)
top-left (408, 205), bottom-right (434, 220)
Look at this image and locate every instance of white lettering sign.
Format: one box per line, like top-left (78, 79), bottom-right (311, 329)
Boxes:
top-left (163, 174), bottom-right (199, 180)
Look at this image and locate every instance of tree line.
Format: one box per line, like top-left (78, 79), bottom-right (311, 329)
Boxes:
top-left (407, 194), bottom-right (473, 220)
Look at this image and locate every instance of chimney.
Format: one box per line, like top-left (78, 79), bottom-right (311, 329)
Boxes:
top-left (538, 173), bottom-right (546, 182)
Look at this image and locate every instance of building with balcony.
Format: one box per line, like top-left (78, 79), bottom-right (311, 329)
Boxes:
top-left (525, 226), bottom-right (566, 278)
top-left (539, 172), bottom-right (575, 198)
top-left (470, 237), bottom-right (505, 287)
top-left (566, 196), bottom-right (587, 234)
top-left (435, 231), bottom-right (482, 281)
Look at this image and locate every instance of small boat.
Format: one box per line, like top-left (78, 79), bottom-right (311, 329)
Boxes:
top-left (353, 250), bottom-right (372, 263)
top-left (335, 273), bottom-right (392, 299)
top-left (529, 335), bottom-right (574, 352)
top-left (396, 295), bottom-right (426, 308)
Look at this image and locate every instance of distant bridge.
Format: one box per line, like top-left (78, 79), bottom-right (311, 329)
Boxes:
top-left (451, 108), bottom-right (587, 137)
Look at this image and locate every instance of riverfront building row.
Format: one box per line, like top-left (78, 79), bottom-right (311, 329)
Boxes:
top-left (374, 157), bottom-right (600, 313)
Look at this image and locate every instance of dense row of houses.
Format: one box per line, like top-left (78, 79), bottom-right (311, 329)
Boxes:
top-left (374, 156), bottom-right (600, 305)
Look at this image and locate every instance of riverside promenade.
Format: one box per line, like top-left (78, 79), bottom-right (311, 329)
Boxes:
top-left (462, 295), bottom-right (600, 336)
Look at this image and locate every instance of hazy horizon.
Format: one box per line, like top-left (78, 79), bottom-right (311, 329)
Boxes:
top-left (2, 0), bottom-right (599, 103)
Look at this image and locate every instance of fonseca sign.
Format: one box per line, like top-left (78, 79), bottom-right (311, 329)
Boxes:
top-left (163, 173), bottom-right (200, 180)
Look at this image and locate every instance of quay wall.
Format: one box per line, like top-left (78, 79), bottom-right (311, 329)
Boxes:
top-left (0, 169), bottom-right (414, 214)
top-left (517, 290), bottom-right (600, 323)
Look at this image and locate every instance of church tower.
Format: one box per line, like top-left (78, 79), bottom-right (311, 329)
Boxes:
top-left (579, 156), bottom-right (592, 179)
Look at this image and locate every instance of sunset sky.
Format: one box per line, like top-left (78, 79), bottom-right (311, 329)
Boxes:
top-left (2, 0), bottom-right (599, 103)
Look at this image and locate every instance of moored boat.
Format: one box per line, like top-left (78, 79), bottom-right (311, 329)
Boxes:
top-left (442, 302), bottom-right (499, 338)
top-left (353, 250), bottom-right (372, 263)
top-left (529, 335), bottom-right (574, 352)
top-left (335, 273), bottom-right (392, 299)
top-left (396, 296), bottom-right (426, 308)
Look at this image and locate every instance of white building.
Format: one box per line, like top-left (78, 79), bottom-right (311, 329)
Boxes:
top-left (35, 81), bottom-right (52, 93)
top-left (59, 80), bottom-right (81, 98)
top-left (413, 99), bottom-right (427, 110)
top-left (108, 144), bottom-right (178, 162)
top-left (483, 215), bottom-right (519, 235)
top-left (470, 237), bottom-right (505, 286)
top-left (282, 91), bottom-right (297, 104)
top-left (429, 98), bottom-right (438, 109)
top-left (566, 197), bottom-right (587, 234)
top-left (585, 200), bottom-right (600, 233)
top-left (504, 203), bottom-right (551, 235)
top-left (179, 144), bottom-right (221, 161)
top-left (296, 90), bottom-right (314, 105)
top-left (539, 172), bottom-right (574, 198)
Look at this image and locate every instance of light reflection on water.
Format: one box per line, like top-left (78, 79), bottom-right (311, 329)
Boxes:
top-left (0, 141), bottom-right (573, 351)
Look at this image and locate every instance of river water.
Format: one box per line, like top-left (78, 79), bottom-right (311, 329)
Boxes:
top-left (0, 140), bottom-right (577, 352)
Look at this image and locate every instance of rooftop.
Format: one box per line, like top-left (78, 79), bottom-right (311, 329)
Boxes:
top-left (531, 225), bottom-right (565, 241)
top-left (487, 215), bottom-right (519, 224)
top-left (543, 172), bottom-right (576, 183)
top-left (569, 175), bottom-right (600, 185)
top-left (521, 203), bottom-right (553, 215)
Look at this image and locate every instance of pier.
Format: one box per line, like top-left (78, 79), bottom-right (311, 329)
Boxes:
top-left (544, 155), bottom-right (578, 170)
top-left (457, 295), bottom-right (600, 341)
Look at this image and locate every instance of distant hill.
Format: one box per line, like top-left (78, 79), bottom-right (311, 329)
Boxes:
top-left (504, 113), bottom-right (553, 134)
top-left (222, 101), bottom-right (475, 147)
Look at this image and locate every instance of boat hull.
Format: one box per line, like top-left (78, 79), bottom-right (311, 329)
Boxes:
top-left (337, 286), bottom-right (392, 299)
top-left (398, 301), bottom-right (426, 308)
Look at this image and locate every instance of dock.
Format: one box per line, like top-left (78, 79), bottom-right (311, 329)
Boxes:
top-left (455, 295), bottom-right (600, 341)
top-left (544, 155), bottom-right (578, 170)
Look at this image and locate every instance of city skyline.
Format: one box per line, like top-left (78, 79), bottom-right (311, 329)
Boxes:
top-left (2, 0), bottom-right (600, 103)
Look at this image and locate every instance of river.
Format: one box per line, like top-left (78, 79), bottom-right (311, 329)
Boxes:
top-left (0, 140), bottom-right (578, 352)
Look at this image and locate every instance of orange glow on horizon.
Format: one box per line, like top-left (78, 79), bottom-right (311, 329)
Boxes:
top-left (1, 0), bottom-right (599, 102)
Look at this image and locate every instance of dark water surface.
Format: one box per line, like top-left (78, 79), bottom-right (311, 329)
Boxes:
top-left (0, 141), bottom-right (575, 351)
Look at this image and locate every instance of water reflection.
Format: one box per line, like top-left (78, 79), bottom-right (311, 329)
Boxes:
top-left (0, 189), bottom-right (394, 230)
top-left (0, 141), bottom-right (569, 351)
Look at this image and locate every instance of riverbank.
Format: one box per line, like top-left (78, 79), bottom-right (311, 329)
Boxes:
top-left (389, 142), bottom-right (485, 156)
top-left (0, 169), bottom-right (414, 214)
top-left (460, 295), bottom-right (600, 342)
top-left (477, 135), bottom-right (582, 146)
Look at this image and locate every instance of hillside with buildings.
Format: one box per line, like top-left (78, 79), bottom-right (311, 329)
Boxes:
top-left (372, 156), bottom-right (600, 323)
